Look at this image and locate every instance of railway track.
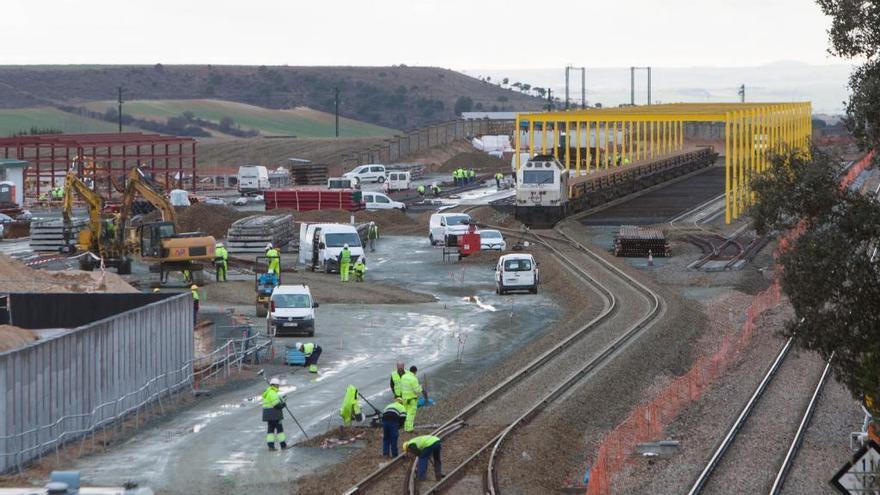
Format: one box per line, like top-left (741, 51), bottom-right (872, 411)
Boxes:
top-left (344, 215), bottom-right (664, 494)
top-left (686, 338), bottom-right (833, 495)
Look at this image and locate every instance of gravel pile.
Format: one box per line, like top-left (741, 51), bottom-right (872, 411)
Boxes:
top-left (177, 203), bottom-right (250, 238)
top-left (438, 151), bottom-right (509, 173)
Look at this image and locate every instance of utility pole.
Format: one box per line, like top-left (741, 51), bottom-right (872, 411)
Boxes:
top-left (738, 84), bottom-right (745, 103)
top-left (581, 68), bottom-right (586, 109)
top-left (547, 88), bottom-right (553, 111)
top-left (334, 87), bottom-right (340, 138)
top-left (564, 66), bottom-right (587, 110)
top-left (630, 67), bottom-right (652, 105)
top-left (117, 86), bottom-right (123, 133)
top-left (565, 68), bottom-right (570, 110)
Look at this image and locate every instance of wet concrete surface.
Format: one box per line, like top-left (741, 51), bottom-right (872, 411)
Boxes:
top-left (69, 235), bottom-right (560, 493)
top-left (579, 166), bottom-right (725, 225)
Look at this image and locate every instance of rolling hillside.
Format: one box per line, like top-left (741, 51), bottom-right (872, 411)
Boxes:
top-left (0, 65), bottom-right (545, 130)
top-left (0, 107), bottom-right (137, 136)
top-left (80, 99), bottom-right (398, 138)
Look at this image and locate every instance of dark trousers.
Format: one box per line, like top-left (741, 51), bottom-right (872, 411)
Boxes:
top-left (382, 418), bottom-right (400, 457)
top-left (305, 346), bottom-right (322, 366)
top-left (193, 301), bottom-right (199, 325)
top-left (416, 442), bottom-right (442, 480)
top-left (495, 178), bottom-right (500, 188)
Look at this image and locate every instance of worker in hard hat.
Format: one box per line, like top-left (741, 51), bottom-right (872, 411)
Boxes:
top-left (367, 221), bottom-right (379, 253)
top-left (404, 435), bottom-right (444, 481)
top-left (353, 258), bottom-right (367, 282)
top-left (417, 184), bottom-right (426, 197)
top-left (400, 365), bottom-right (428, 432)
top-left (262, 377), bottom-right (288, 450)
top-left (296, 342), bottom-right (322, 373)
top-left (431, 183), bottom-right (441, 197)
top-left (265, 243), bottom-right (280, 278)
top-left (338, 243), bottom-right (351, 282)
top-left (152, 287), bottom-right (160, 293)
top-left (390, 362), bottom-right (405, 398)
top-left (339, 385), bottom-right (363, 429)
top-left (214, 242), bottom-right (228, 282)
top-left (190, 284), bottom-right (200, 325)
top-left (382, 397), bottom-right (407, 458)
top-left (495, 172), bottom-right (504, 189)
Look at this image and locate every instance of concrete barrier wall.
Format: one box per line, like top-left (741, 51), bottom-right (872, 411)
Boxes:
top-left (0, 294), bottom-right (193, 472)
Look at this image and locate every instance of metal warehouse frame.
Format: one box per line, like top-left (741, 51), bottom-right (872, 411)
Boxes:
top-left (514, 103), bottom-right (812, 223)
top-left (0, 133), bottom-right (197, 200)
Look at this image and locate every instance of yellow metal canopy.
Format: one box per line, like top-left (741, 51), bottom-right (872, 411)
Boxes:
top-left (514, 102), bottom-right (812, 223)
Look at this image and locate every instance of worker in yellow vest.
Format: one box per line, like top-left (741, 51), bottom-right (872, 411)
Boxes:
top-left (390, 362), bottom-right (405, 398)
top-left (296, 342), bottom-right (322, 373)
top-left (400, 365), bottom-right (428, 432)
top-left (262, 377), bottom-right (288, 450)
top-left (190, 284), bottom-right (200, 325)
top-left (339, 385), bottom-right (363, 428)
top-left (214, 242), bottom-right (228, 282)
top-left (382, 398), bottom-right (407, 458)
top-left (265, 243), bottom-right (280, 277)
top-left (404, 435), bottom-right (444, 481)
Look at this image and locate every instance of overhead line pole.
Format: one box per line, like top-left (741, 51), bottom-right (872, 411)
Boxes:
top-left (334, 87), bottom-right (340, 138)
top-left (117, 86), bottom-right (123, 133)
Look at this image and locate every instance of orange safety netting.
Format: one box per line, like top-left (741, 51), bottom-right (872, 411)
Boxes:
top-left (583, 149), bottom-right (875, 495)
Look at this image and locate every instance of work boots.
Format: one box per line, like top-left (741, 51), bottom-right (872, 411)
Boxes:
top-left (280, 442), bottom-right (289, 450)
top-left (267, 443), bottom-right (276, 451)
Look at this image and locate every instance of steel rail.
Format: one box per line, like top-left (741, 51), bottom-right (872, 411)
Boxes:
top-left (686, 338), bottom-right (793, 495)
top-left (768, 355), bottom-right (833, 495)
top-left (343, 221), bottom-right (619, 495)
top-left (414, 225), bottom-right (662, 495)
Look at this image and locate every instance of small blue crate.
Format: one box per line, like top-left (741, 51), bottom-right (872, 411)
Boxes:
top-left (286, 348), bottom-right (306, 366)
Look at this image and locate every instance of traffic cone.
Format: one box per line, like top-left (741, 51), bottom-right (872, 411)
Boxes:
top-left (648, 250), bottom-right (654, 267)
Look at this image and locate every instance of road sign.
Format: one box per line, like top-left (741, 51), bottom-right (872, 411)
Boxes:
top-left (831, 440), bottom-right (880, 494)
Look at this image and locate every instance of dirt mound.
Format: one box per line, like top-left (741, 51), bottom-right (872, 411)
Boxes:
top-left (48, 270), bottom-right (138, 293)
top-left (466, 205), bottom-right (524, 230)
top-left (275, 209), bottom-right (422, 235)
top-left (438, 151), bottom-right (508, 173)
top-left (0, 325), bottom-right (37, 352)
top-left (177, 203), bottom-right (250, 239)
top-left (0, 254), bottom-right (137, 293)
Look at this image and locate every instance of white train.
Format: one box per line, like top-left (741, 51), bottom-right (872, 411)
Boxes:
top-left (514, 154), bottom-right (570, 226)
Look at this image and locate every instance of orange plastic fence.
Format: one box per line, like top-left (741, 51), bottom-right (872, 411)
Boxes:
top-left (583, 150), bottom-right (874, 494)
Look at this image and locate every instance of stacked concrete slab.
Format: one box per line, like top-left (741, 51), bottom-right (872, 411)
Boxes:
top-left (29, 218), bottom-right (86, 252)
top-left (226, 214), bottom-right (295, 253)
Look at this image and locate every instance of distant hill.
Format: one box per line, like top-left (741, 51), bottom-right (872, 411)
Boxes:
top-left (0, 65), bottom-right (545, 130)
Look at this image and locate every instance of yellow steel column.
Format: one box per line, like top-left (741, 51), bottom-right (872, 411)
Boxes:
top-left (552, 122), bottom-right (559, 159)
top-left (528, 119), bottom-right (535, 161)
top-left (515, 116), bottom-right (522, 171)
top-left (612, 121), bottom-right (619, 167)
top-left (575, 120), bottom-right (582, 175)
top-left (665, 120), bottom-right (671, 154)
top-left (725, 112), bottom-right (732, 224)
top-left (636, 120), bottom-right (642, 161)
top-left (564, 120), bottom-right (570, 170)
top-left (603, 121), bottom-right (609, 169)
top-left (679, 120), bottom-right (684, 151)
top-left (749, 107), bottom-right (757, 204)
top-left (594, 121), bottom-right (600, 171)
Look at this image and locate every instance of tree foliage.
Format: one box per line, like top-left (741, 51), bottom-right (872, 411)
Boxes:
top-left (750, 148), bottom-right (880, 409)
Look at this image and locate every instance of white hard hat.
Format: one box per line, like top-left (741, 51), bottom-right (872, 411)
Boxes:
top-left (295, 342), bottom-right (303, 349)
top-left (343, 243), bottom-right (349, 248)
top-left (265, 243), bottom-right (273, 250)
top-left (370, 221), bottom-right (375, 225)
top-left (216, 242), bottom-right (223, 247)
top-left (269, 377), bottom-right (280, 386)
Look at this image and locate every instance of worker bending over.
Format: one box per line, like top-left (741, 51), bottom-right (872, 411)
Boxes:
top-left (417, 184), bottom-right (426, 197)
top-left (262, 377), bottom-right (288, 450)
top-left (214, 242), bottom-right (228, 282)
top-left (400, 365), bottom-right (428, 432)
top-left (390, 362), bottom-right (405, 398)
top-left (353, 258), bottom-right (367, 282)
top-left (296, 342), bottom-right (322, 373)
top-left (265, 243), bottom-right (280, 277)
top-left (382, 398), bottom-right (407, 457)
top-left (431, 183), bottom-right (441, 197)
top-left (339, 385), bottom-right (363, 429)
top-left (339, 244), bottom-right (352, 282)
top-left (404, 435), bottom-right (444, 481)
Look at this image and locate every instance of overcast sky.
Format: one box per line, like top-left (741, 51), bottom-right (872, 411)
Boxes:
top-left (2, 0), bottom-right (843, 68)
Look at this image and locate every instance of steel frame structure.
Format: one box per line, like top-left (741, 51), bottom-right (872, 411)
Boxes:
top-left (0, 133), bottom-right (197, 200)
top-left (514, 102), bottom-right (812, 223)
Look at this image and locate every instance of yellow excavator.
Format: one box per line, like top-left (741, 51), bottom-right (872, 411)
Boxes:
top-left (62, 167), bottom-right (216, 282)
top-left (118, 167), bottom-right (216, 283)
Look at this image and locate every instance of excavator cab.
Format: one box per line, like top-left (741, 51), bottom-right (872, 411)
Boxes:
top-left (139, 221), bottom-right (176, 258)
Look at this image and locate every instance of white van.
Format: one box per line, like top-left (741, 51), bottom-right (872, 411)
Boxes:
top-left (428, 212), bottom-right (472, 246)
top-left (363, 192), bottom-right (406, 211)
top-left (343, 164), bottom-right (387, 184)
top-left (267, 284), bottom-right (318, 337)
top-left (238, 165), bottom-right (270, 194)
top-left (298, 223), bottom-right (366, 273)
top-left (495, 253), bottom-right (538, 294)
top-left (385, 171), bottom-right (412, 192)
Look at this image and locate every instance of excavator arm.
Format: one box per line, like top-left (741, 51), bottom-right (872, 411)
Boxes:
top-left (62, 171), bottom-right (105, 253)
top-left (119, 167), bottom-right (177, 228)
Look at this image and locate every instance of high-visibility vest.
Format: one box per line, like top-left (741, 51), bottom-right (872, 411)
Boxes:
top-left (403, 435), bottom-right (440, 452)
top-left (215, 246), bottom-right (228, 262)
top-left (384, 401), bottom-right (407, 416)
top-left (390, 370), bottom-right (404, 396)
top-left (400, 371), bottom-right (422, 400)
top-left (262, 386), bottom-right (281, 409)
top-left (191, 289), bottom-right (200, 302)
top-left (302, 343), bottom-right (314, 356)
top-left (340, 248), bottom-right (351, 264)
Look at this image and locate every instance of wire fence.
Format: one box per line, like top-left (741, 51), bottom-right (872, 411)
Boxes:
top-left (1, 330), bottom-right (272, 475)
top-left (582, 150), bottom-right (875, 494)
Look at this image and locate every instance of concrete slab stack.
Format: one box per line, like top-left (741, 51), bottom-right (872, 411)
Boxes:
top-left (29, 218), bottom-right (86, 252)
top-left (226, 214), bottom-right (295, 253)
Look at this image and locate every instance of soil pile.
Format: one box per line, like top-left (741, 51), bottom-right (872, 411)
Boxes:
top-left (439, 151), bottom-right (508, 173)
top-left (0, 325), bottom-right (37, 352)
top-left (271, 208), bottom-right (422, 235)
top-left (0, 254), bottom-right (137, 293)
top-left (177, 203), bottom-right (250, 239)
top-left (49, 271), bottom-right (138, 293)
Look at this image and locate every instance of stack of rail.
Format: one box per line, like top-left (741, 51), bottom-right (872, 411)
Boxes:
top-left (289, 163), bottom-right (329, 186)
top-left (264, 188), bottom-right (363, 212)
top-left (30, 218), bottom-right (86, 252)
top-left (226, 215), bottom-right (295, 253)
top-left (614, 226), bottom-right (670, 257)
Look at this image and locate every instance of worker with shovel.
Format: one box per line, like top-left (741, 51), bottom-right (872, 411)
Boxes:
top-left (262, 377), bottom-right (288, 451)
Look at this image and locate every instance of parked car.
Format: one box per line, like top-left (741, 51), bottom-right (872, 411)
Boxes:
top-left (363, 192), bottom-right (406, 211)
top-left (343, 164), bottom-right (387, 184)
top-left (495, 253), bottom-right (538, 294)
top-left (267, 284), bottom-right (318, 337)
top-left (385, 171), bottom-right (412, 192)
top-left (204, 197), bottom-right (226, 205)
top-left (428, 212), bottom-right (472, 246)
top-left (479, 229), bottom-right (506, 251)
top-left (233, 196), bottom-right (249, 206)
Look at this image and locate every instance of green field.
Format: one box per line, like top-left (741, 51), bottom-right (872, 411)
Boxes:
top-left (82, 99), bottom-right (400, 138)
top-left (0, 107), bottom-right (133, 136)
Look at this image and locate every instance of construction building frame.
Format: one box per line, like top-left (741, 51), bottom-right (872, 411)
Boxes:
top-left (514, 102), bottom-right (812, 223)
top-left (0, 133), bottom-right (197, 200)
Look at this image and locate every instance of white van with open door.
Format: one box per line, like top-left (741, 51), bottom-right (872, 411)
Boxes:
top-left (298, 223), bottom-right (365, 273)
top-left (495, 253), bottom-right (538, 294)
